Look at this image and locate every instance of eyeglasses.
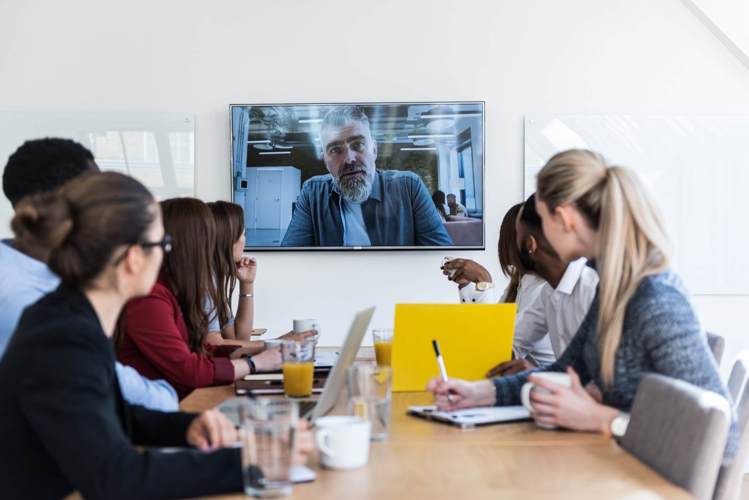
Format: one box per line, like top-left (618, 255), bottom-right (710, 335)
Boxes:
top-left (113, 234), bottom-right (173, 265)
top-left (141, 234), bottom-right (173, 254)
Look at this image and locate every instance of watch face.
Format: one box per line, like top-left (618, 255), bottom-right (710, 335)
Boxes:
top-left (611, 414), bottom-right (630, 437)
top-left (476, 282), bottom-right (493, 292)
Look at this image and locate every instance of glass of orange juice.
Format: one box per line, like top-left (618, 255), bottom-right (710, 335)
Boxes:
top-left (372, 329), bottom-right (393, 367)
top-left (281, 339), bottom-right (316, 398)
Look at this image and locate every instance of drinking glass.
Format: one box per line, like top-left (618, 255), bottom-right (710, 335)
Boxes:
top-left (240, 398), bottom-right (298, 498)
top-left (282, 339), bottom-right (316, 398)
top-left (347, 364), bottom-right (393, 441)
top-left (372, 329), bottom-right (393, 367)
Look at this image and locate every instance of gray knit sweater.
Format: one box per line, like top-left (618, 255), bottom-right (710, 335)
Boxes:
top-left (493, 270), bottom-right (737, 456)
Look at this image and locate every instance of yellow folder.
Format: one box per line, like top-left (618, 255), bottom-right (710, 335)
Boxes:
top-left (391, 303), bottom-right (517, 392)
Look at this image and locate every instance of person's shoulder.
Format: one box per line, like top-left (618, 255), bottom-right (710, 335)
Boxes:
top-left (518, 273), bottom-right (549, 301)
top-left (0, 239), bottom-right (20, 258)
top-left (0, 239), bottom-right (31, 266)
top-left (127, 279), bottom-right (176, 311)
top-left (301, 174), bottom-right (333, 189)
top-left (575, 261), bottom-right (599, 295)
top-left (0, 239), bottom-right (15, 258)
top-left (147, 280), bottom-right (173, 299)
top-left (629, 270), bottom-right (693, 322)
top-left (634, 270), bottom-right (687, 301)
top-left (14, 293), bottom-right (104, 354)
top-left (297, 175), bottom-right (334, 203)
top-left (521, 273), bottom-right (547, 289)
top-left (0, 240), bottom-right (45, 276)
top-left (380, 169), bottom-right (421, 183)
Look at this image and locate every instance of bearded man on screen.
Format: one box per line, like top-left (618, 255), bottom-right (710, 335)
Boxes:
top-left (281, 105), bottom-right (452, 247)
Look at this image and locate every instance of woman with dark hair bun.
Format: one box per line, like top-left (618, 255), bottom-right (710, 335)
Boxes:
top-left (0, 172), bottom-right (316, 499)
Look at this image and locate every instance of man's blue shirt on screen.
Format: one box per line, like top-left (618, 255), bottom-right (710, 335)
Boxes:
top-left (281, 170), bottom-right (453, 247)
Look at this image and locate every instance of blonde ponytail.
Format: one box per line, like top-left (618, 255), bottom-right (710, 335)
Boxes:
top-left (537, 150), bottom-right (670, 386)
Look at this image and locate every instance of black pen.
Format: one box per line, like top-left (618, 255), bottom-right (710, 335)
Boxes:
top-left (432, 339), bottom-right (455, 404)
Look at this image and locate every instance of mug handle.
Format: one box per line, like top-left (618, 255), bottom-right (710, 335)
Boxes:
top-left (315, 429), bottom-right (335, 457)
top-left (520, 382), bottom-right (535, 412)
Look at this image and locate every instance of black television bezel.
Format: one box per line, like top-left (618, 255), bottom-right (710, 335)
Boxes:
top-left (229, 100), bottom-right (486, 252)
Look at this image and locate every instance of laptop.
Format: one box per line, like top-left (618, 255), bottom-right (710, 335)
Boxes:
top-left (218, 306), bottom-right (375, 424)
top-left (300, 306), bottom-right (375, 421)
top-left (408, 405), bottom-right (531, 429)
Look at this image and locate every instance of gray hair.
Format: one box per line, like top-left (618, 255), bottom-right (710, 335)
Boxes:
top-left (320, 105), bottom-right (370, 132)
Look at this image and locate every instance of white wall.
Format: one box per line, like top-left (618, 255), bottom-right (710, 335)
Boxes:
top-left (2, 0), bottom-right (749, 374)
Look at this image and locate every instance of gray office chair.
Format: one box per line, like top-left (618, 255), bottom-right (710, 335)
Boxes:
top-left (726, 352), bottom-right (749, 407)
top-left (621, 374), bottom-right (732, 500)
top-left (707, 332), bottom-right (726, 366)
top-left (713, 352), bottom-right (749, 500)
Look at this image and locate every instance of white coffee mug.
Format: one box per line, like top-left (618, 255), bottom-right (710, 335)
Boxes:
top-left (520, 372), bottom-right (572, 429)
top-left (315, 416), bottom-right (371, 470)
top-left (293, 319), bottom-right (318, 334)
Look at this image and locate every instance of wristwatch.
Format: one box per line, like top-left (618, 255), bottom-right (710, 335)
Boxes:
top-left (246, 357), bottom-right (257, 374)
top-left (610, 412), bottom-right (630, 438)
top-left (475, 281), bottom-right (494, 292)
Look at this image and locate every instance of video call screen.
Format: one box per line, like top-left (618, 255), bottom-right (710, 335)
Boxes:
top-left (231, 102), bottom-right (484, 250)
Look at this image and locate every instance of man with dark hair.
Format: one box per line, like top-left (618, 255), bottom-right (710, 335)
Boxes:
top-left (281, 105), bottom-right (453, 247)
top-left (0, 138), bottom-right (179, 411)
top-left (2, 138), bottom-right (97, 207)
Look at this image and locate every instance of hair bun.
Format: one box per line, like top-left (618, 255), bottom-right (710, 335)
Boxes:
top-left (11, 191), bottom-right (74, 252)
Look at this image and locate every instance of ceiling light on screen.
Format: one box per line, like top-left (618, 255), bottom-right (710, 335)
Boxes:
top-left (407, 134), bottom-right (453, 139)
top-left (426, 119), bottom-right (455, 131)
top-left (299, 118), bottom-right (324, 124)
top-left (248, 139), bottom-right (271, 144)
top-left (400, 147), bottom-right (437, 151)
top-left (253, 143), bottom-right (273, 150)
top-left (258, 151), bottom-right (291, 155)
top-left (421, 112), bottom-right (483, 119)
top-left (413, 139), bottom-right (434, 146)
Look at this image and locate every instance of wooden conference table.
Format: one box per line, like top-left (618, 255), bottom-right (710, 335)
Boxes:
top-left (181, 384), bottom-right (692, 499)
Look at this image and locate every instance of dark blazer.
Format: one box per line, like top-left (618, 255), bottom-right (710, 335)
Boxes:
top-left (0, 286), bottom-right (243, 499)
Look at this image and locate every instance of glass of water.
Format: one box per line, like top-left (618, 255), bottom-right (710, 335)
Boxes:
top-left (240, 398), bottom-right (298, 497)
top-left (346, 364), bottom-right (392, 441)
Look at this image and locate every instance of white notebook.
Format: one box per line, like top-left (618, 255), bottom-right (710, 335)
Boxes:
top-left (408, 405), bottom-right (531, 429)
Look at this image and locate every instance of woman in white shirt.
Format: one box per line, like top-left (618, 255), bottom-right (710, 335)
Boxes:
top-left (443, 195), bottom-right (598, 375)
top-left (442, 202), bottom-right (556, 370)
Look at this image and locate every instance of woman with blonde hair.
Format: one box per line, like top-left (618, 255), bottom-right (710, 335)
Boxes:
top-left (428, 149), bottom-right (735, 450)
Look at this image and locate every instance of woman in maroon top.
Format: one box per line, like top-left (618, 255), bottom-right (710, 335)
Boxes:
top-left (116, 198), bottom-right (281, 399)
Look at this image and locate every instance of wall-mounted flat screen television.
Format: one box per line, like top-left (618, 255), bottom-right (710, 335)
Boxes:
top-left (231, 102), bottom-right (484, 250)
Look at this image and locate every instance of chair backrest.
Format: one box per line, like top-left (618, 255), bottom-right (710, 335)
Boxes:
top-left (707, 332), bottom-right (726, 366)
top-left (726, 352), bottom-right (749, 407)
top-left (713, 351), bottom-right (749, 500)
top-left (621, 374), bottom-right (731, 500)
